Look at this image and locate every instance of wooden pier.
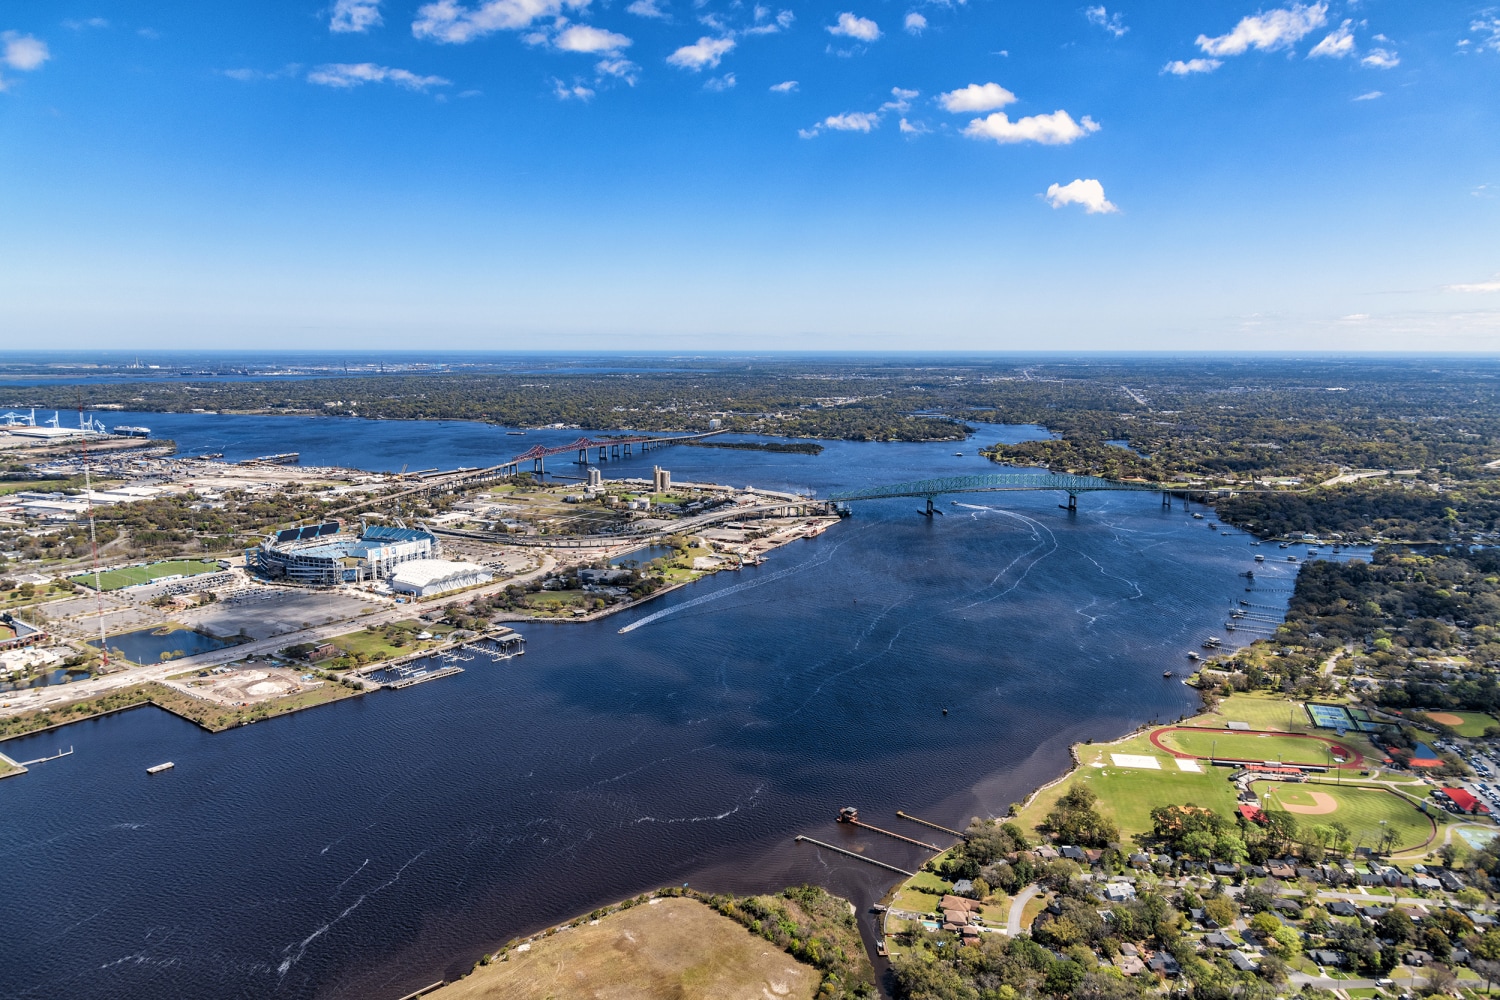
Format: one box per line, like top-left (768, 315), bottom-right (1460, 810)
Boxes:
top-left (847, 819), bottom-right (942, 851)
top-left (794, 836), bottom-right (915, 876)
top-left (897, 810), bottom-right (968, 839)
top-left (20, 746), bottom-right (73, 767)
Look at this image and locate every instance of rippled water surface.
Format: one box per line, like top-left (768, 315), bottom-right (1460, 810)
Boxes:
top-left (0, 416), bottom-right (1358, 1000)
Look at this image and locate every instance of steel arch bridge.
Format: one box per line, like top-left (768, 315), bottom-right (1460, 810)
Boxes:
top-left (826, 473), bottom-right (1172, 516)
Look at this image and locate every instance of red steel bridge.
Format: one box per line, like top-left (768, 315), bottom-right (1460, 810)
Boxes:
top-left (826, 472), bottom-right (1174, 516)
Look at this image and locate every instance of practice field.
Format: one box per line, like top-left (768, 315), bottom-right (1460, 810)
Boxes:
top-left (427, 897), bottom-right (817, 1000)
top-left (1252, 782), bottom-right (1438, 852)
top-left (1154, 727), bottom-right (1364, 767)
top-left (72, 560), bottom-right (221, 591)
top-left (1418, 710), bottom-right (1500, 738)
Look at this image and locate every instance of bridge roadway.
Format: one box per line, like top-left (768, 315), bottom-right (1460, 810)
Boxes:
top-left (826, 472), bottom-right (1172, 515)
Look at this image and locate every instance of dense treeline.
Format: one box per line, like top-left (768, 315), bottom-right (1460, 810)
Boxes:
top-left (1215, 479), bottom-right (1500, 542)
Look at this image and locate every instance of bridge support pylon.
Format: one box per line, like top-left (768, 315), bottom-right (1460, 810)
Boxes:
top-left (1161, 492), bottom-right (1171, 509)
top-left (1059, 492), bottom-right (1078, 512)
top-left (919, 497), bottom-right (943, 518)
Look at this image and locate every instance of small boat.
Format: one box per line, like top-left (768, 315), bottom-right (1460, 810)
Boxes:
top-left (1193, 513), bottom-right (1204, 520)
top-left (146, 762), bottom-right (175, 774)
top-left (1279, 542), bottom-right (1290, 549)
top-left (506, 431), bottom-right (526, 436)
top-left (1254, 554), bottom-right (1265, 562)
top-left (1163, 669), bottom-right (1175, 678)
top-left (1287, 555), bottom-right (1298, 562)
top-left (1202, 637), bottom-right (1222, 648)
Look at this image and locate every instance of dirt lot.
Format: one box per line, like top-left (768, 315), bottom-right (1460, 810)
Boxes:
top-left (429, 897), bottom-right (816, 1000)
top-left (170, 664), bottom-right (323, 707)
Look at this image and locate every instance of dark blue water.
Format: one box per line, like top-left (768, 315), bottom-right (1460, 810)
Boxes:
top-left (0, 416), bottom-right (1363, 1000)
top-left (610, 545), bottom-right (676, 567)
top-left (87, 627), bottom-right (236, 665)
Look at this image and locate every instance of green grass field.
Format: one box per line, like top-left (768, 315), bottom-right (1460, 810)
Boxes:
top-left (326, 620), bottom-right (454, 660)
top-left (1160, 729), bottom-right (1361, 766)
top-left (1417, 710), bottom-right (1500, 738)
top-left (73, 560), bottom-right (221, 591)
top-left (1252, 781), bottom-right (1438, 852)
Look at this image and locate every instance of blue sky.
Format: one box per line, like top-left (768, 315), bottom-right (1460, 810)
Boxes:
top-left (1, 1), bottom-right (1497, 350)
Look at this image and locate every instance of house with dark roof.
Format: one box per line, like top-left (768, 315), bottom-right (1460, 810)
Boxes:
top-left (1228, 950), bottom-right (1259, 972)
top-left (1206, 930), bottom-right (1236, 949)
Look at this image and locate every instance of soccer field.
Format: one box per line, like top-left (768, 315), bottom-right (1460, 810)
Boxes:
top-left (1158, 728), bottom-right (1362, 767)
top-left (73, 560), bottom-right (221, 591)
top-left (1418, 710), bottom-right (1500, 738)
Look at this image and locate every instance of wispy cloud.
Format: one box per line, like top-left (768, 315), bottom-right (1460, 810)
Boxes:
top-left (1084, 5), bottom-right (1127, 38)
top-left (1353, 89), bottom-right (1382, 100)
top-left (1307, 19), bottom-right (1353, 58)
top-left (827, 12), bottom-right (880, 42)
top-left (899, 117), bottom-right (930, 135)
top-left (595, 57), bottom-right (639, 83)
top-left (799, 86), bottom-right (914, 137)
top-left (744, 7), bottom-right (794, 35)
top-left (2, 31), bottom-right (50, 71)
top-left (903, 12), bottom-right (926, 35)
top-left (704, 72), bottom-right (735, 90)
top-left (1162, 58), bottom-right (1221, 75)
top-left (330, 0), bottom-right (383, 33)
top-left (769, 79), bottom-right (798, 92)
top-left (1361, 46), bottom-right (1399, 68)
top-left (627, 0), bottom-right (667, 17)
top-left (1044, 178), bottom-right (1118, 214)
top-left (552, 77), bottom-right (595, 100)
top-left (963, 109), bottom-right (1099, 145)
top-left (1464, 14), bottom-right (1500, 54)
top-left (666, 35), bottom-right (734, 70)
top-left (62, 17), bottom-right (109, 30)
top-left (1445, 274), bottom-right (1500, 293)
top-left (555, 24), bottom-right (631, 52)
top-left (412, 0), bottom-right (589, 43)
top-left (938, 82), bottom-right (1015, 113)
top-left (1196, 2), bottom-right (1327, 57)
top-left (308, 62), bottom-right (450, 90)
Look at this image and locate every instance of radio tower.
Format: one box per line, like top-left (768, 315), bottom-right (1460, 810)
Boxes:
top-left (78, 402), bottom-right (109, 668)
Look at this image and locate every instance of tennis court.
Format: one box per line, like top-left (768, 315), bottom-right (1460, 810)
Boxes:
top-left (1306, 703), bottom-right (1354, 730)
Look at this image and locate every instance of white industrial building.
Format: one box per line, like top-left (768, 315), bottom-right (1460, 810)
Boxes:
top-left (389, 559), bottom-right (493, 597)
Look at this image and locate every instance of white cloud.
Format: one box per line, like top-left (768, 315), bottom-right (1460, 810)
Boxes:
top-left (880, 86), bottom-right (917, 113)
top-left (1308, 19), bottom-right (1353, 58)
top-left (666, 35), bottom-right (734, 69)
top-left (2, 31), bottom-right (50, 71)
top-left (904, 12), bottom-right (927, 35)
top-left (62, 17), bottom-right (109, 30)
top-left (1044, 178), bottom-right (1118, 214)
top-left (595, 57), bottom-right (639, 83)
top-left (331, 0), bottom-right (383, 33)
top-left (1162, 58), bottom-right (1221, 75)
top-left (1196, 2), bottom-right (1327, 57)
top-left (1445, 275), bottom-right (1500, 293)
top-left (412, 0), bottom-right (589, 43)
top-left (1353, 89), bottom-right (1381, 100)
top-left (627, 0), bottom-right (667, 16)
top-left (1468, 15), bottom-right (1500, 54)
top-left (770, 79), bottom-right (798, 92)
top-left (1084, 5), bottom-right (1127, 38)
top-left (963, 109), bottom-right (1099, 145)
top-left (898, 117), bottom-right (929, 134)
top-left (827, 12), bottom-right (880, 42)
top-left (823, 111), bottom-right (880, 131)
top-left (555, 24), bottom-right (631, 52)
top-left (1361, 47), bottom-right (1398, 68)
top-left (308, 62), bottom-right (450, 89)
top-left (552, 77), bottom-right (595, 99)
top-left (938, 82), bottom-right (1015, 113)
top-left (745, 7), bottom-right (794, 34)
top-left (704, 72), bottom-right (735, 90)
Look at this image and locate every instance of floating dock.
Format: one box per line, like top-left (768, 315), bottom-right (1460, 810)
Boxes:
top-left (794, 836), bottom-right (915, 876)
top-left (384, 665), bottom-right (464, 689)
top-left (146, 761), bottom-right (175, 774)
top-left (19, 746), bottom-right (73, 767)
top-left (895, 810), bottom-right (968, 840)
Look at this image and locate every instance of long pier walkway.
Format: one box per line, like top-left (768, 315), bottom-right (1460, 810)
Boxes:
top-left (795, 836), bottom-right (915, 876)
top-left (896, 810), bottom-right (968, 839)
top-left (849, 819), bottom-right (942, 851)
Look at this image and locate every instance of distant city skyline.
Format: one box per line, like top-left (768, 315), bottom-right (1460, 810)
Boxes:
top-left (1, 1), bottom-right (1497, 349)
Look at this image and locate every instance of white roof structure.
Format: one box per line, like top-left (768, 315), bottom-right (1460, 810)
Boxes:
top-left (389, 559), bottom-right (492, 596)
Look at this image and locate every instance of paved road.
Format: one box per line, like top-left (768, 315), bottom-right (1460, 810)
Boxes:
top-left (1008, 884), bottom-right (1042, 935)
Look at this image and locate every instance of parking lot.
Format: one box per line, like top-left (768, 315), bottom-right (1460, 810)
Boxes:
top-left (185, 588), bottom-right (382, 640)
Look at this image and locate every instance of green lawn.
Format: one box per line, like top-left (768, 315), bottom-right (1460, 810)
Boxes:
top-left (73, 559), bottom-right (222, 591)
top-left (1416, 710), bottom-right (1500, 738)
top-left (326, 620), bottom-right (454, 661)
top-left (1160, 729), bottom-right (1362, 766)
top-left (1251, 781), bottom-right (1438, 852)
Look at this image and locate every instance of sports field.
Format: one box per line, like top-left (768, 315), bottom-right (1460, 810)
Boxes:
top-left (1418, 710), bottom-right (1499, 738)
top-left (1252, 782), bottom-right (1438, 852)
top-left (72, 560), bottom-right (221, 591)
top-left (1155, 728), bottom-right (1363, 767)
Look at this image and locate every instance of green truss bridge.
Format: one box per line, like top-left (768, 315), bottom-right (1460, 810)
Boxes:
top-left (825, 473), bottom-right (1174, 517)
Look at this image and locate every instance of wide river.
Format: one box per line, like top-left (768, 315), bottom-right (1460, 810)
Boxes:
top-left (1, 414), bottom-right (1357, 1000)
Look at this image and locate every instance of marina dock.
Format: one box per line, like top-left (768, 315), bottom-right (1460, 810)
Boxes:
top-left (896, 810), bottom-right (968, 839)
top-left (19, 746), bottom-right (74, 767)
top-left (794, 836), bottom-right (915, 876)
top-left (383, 665), bottom-right (464, 689)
